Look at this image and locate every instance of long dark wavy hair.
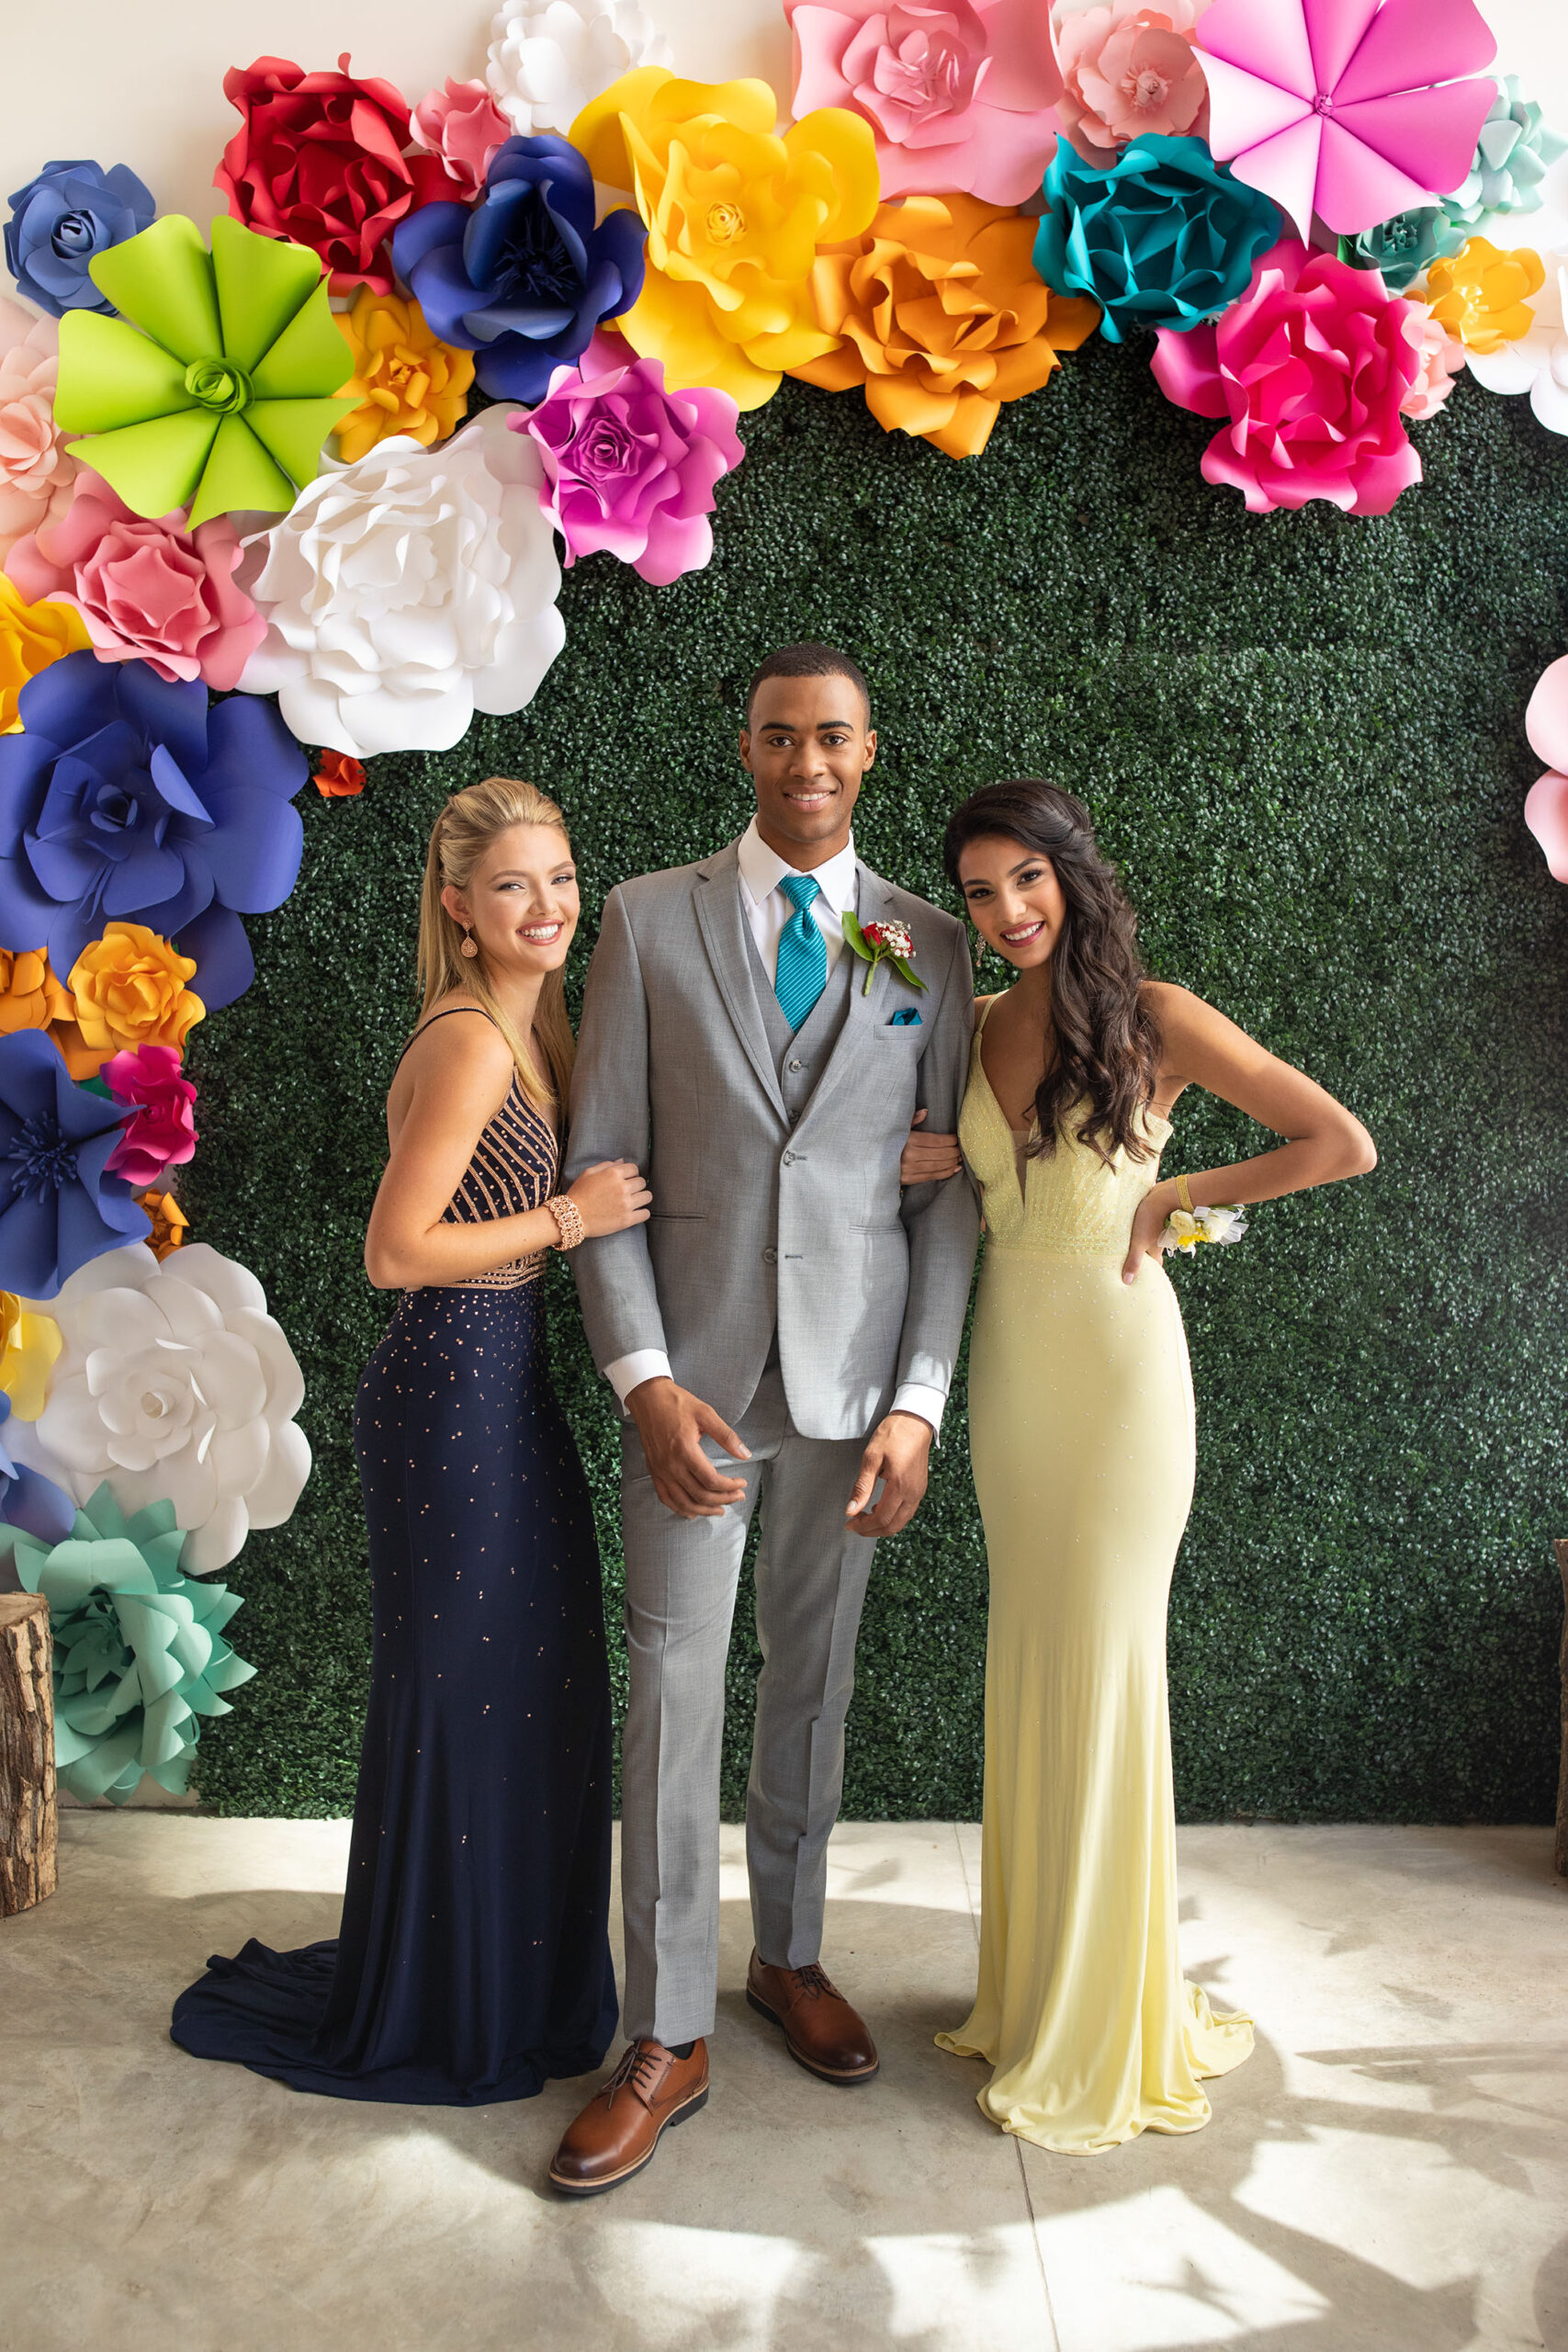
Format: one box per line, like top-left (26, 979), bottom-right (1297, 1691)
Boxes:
top-left (943, 781), bottom-right (1163, 1166)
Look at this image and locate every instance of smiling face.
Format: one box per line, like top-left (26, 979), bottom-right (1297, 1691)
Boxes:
top-left (441, 822), bottom-right (580, 979)
top-left (739, 674), bottom-right (876, 868)
top-left (955, 832), bottom-right (1068, 970)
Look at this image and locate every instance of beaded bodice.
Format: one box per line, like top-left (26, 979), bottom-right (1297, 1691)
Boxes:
top-left (400, 1010), bottom-right (558, 1291)
top-left (958, 999), bottom-right (1171, 1258)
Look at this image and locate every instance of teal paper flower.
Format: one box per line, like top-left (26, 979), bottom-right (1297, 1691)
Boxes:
top-left (1338, 208), bottom-right (1466, 294)
top-left (1440, 76), bottom-right (1566, 227)
top-left (14, 1483), bottom-right (255, 1804)
top-left (1033, 134), bottom-right (1281, 345)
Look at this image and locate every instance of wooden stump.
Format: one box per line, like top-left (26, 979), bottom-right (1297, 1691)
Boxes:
top-left (0, 1591), bottom-right (56, 1916)
top-left (1558, 1543), bottom-right (1568, 1881)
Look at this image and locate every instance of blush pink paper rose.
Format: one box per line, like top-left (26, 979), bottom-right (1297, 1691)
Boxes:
top-left (4, 472), bottom-right (265, 690)
top-left (409, 78), bottom-right (514, 193)
top-left (1398, 303), bottom-right (1466, 420)
top-left (0, 299), bottom-right (78, 567)
top-left (102, 1045), bottom-right (198, 1189)
top-left (1525, 658), bottom-right (1568, 885)
top-left (1055, 0), bottom-right (1213, 157)
top-left (787, 0), bottom-right (1063, 205)
top-left (515, 352), bottom-right (743, 587)
top-left (1152, 238), bottom-right (1421, 516)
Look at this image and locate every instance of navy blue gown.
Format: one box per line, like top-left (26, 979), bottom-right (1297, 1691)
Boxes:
top-left (171, 1013), bottom-right (618, 2103)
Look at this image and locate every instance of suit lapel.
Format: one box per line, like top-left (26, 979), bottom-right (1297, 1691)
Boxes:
top-left (797, 863), bottom-right (898, 1128)
top-left (693, 842), bottom-right (788, 1123)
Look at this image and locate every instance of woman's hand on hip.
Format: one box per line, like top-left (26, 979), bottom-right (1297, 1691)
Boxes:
top-left (569, 1160), bottom-right (652, 1237)
top-left (1122, 1182), bottom-right (1176, 1285)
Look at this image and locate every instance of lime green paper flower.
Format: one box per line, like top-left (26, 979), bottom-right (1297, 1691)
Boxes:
top-left (14, 1480), bottom-right (255, 1803)
top-left (53, 214), bottom-right (355, 526)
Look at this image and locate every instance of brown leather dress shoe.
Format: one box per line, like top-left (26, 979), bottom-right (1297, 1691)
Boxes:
top-left (746, 1952), bottom-right (879, 2084)
top-left (547, 2038), bottom-right (709, 2196)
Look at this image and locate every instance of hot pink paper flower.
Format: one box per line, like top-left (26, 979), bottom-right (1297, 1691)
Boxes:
top-left (786, 0), bottom-right (1062, 205)
top-left (1197, 0), bottom-right (1496, 238)
top-left (1398, 301), bottom-right (1466, 419)
top-left (101, 1045), bottom-right (197, 1189)
top-left (0, 300), bottom-right (77, 567)
top-left (515, 352), bottom-right (743, 587)
top-left (1055, 0), bottom-right (1213, 158)
top-left (4, 472), bottom-right (265, 690)
top-left (409, 78), bottom-right (514, 193)
top-left (1151, 238), bottom-right (1421, 515)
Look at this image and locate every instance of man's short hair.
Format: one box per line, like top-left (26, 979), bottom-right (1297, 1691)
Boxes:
top-left (745, 642), bottom-right (871, 724)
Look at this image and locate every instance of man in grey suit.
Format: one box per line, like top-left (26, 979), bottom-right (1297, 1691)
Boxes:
top-left (548, 644), bottom-right (979, 2196)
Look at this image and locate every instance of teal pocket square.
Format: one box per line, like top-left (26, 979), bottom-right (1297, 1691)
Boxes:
top-left (888, 1008), bottom-right (921, 1026)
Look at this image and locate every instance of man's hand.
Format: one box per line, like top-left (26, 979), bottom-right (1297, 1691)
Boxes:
top-left (845, 1410), bottom-right (933, 1539)
top-left (626, 1376), bottom-right (750, 1520)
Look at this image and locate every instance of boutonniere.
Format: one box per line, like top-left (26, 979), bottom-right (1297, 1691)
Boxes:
top-left (841, 913), bottom-right (928, 998)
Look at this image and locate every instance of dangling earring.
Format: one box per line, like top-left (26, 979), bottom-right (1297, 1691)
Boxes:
top-left (459, 927), bottom-right (479, 960)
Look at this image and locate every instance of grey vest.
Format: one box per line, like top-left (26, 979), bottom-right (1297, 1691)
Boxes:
top-left (742, 915), bottom-right (854, 1126)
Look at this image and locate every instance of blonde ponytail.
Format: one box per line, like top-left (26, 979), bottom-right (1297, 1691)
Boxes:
top-left (415, 777), bottom-right (576, 1117)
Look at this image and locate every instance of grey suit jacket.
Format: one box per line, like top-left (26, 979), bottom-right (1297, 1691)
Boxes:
top-left (565, 836), bottom-right (980, 1443)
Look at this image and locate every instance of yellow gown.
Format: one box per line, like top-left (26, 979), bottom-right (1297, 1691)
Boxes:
top-left (937, 998), bottom-right (1254, 2154)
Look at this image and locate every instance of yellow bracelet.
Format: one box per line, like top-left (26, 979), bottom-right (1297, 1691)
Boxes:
top-left (1176, 1172), bottom-right (1195, 1216)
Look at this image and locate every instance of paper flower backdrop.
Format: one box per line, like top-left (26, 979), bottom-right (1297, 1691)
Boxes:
top-left (0, 1289), bottom-right (61, 1422)
top-left (0, 1030), bottom-right (146, 1298)
top-left (1439, 74), bottom-right (1565, 224)
top-left (0, 576), bottom-right (89, 730)
top-left (4, 161), bottom-right (156, 320)
top-left (0, 302), bottom-right (79, 564)
top-left (333, 291), bottom-right (475, 462)
top-left (487, 0), bottom-right (675, 135)
top-left (1055, 1), bottom-right (1213, 157)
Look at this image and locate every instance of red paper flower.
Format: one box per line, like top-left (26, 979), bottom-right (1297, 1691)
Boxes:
top-left (101, 1044), bottom-right (197, 1189)
top-left (313, 749), bottom-right (367, 797)
top-left (216, 53), bottom-right (467, 295)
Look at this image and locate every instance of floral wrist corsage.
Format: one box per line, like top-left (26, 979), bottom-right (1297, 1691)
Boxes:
top-left (842, 912), bottom-right (927, 997)
top-left (1162, 1204), bottom-right (1248, 1253)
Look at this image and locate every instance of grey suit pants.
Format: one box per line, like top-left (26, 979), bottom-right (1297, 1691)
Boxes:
top-left (618, 1363), bottom-right (876, 2046)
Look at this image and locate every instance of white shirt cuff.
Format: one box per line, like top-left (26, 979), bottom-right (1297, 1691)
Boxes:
top-left (605, 1349), bottom-right (672, 1407)
top-left (890, 1382), bottom-right (946, 1441)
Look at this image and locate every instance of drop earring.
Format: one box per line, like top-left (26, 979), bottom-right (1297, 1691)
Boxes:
top-left (460, 927), bottom-right (479, 960)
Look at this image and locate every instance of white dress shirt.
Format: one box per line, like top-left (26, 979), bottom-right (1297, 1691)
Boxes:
top-left (604, 820), bottom-right (945, 1439)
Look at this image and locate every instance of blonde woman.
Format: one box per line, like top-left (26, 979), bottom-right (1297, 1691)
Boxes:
top-left (173, 780), bottom-right (649, 2105)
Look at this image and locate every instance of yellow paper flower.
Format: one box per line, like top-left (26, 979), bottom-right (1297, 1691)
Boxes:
top-left (0, 1291), bottom-right (62, 1419)
top-left (1426, 238), bottom-right (1546, 356)
top-left (0, 948), bottom-right (73, 1036)
top-left (333, 290), bottom-right (476, 464)
top-left (138, 1188), bottom-right (189, 1261)
top-left (0, 575), bottom-right (90, 733)
top-left (67, 922), bottom-right (205, 1057)
top-left (571, 69), bottom-right (879, 410)
top-left (790, 195), bottom-right (1100, 459)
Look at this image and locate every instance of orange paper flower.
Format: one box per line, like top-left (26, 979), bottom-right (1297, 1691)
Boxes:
top-left (0, 575), bottom-right (90, 732)
top-left (137, 1187), bottom-right (189, 1260)
top-left (333, 290), bottom-right (475, 463)
top-left (314, 749), bottom-right (367, 797)
top-left (0, 947), bottom-right (73, 1036)
top-left (790, 194), bottom-right (1100, 458)
top-left (1426, 238), bottom-right (1546, 356)
top-left (67, 922), bottom-right (205, 1059)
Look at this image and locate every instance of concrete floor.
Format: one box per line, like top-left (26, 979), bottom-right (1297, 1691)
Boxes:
top-left (1, 1818), bottom-right (1564, 2352)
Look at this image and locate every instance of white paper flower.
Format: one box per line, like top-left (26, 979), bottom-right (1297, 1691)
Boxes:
top-left (486, 0), bottom-right (673, 137)
top-left (1460, 257), bottom-right (1568, 435)
top-left (5, 1242), bottom-right (310, 1575)
top-left (236, 406), bottom-right (565, 757)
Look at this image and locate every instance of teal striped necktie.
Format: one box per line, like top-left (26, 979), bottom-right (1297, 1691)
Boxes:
top-left (774, 873), bottom-right (827, 1030)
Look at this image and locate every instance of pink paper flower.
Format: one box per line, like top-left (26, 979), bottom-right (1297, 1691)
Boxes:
top-left (0, 299), bottom-right (77, 567)
top-left (1055, 0), bottom-right (1213, 157)
top-left (101, 1045), bottom-right (197, 1189)
top-left (787, 0), bottom-right (1062, 206)
top-left (409, 77), bottom-right (513, 194)
top-left (1525, 772), bottom-right (1568, 884)
top-left (1398, 301), bottom-right (1466, 419)
top-left (515, 353), bottom-right (743, 587)
top-left (1526, 659), bottom-right (1568, 878)
top-left (1197, 0), bottom-right (1496, 238)
top-left (1151, 238), bottom-right (1422, 515)
top-left (4, 472), bottom-right (265, 690)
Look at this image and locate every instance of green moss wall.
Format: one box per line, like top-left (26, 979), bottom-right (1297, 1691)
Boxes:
top-left (184, 337), bottom-right (1568, 1821)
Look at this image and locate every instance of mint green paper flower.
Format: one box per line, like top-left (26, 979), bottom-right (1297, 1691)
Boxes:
top-left (14, 1482), bottom-right (255, 1804)
top-left (52, 213), bottom-right (355, 526)
top-left (1439, 76), bottom-right (1567, 228)
top-left (1338, 208), bottom-right (1466, 295)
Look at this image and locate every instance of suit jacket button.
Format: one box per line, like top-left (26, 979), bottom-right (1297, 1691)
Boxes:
top-left (762, 1247), bottom-right (777, 1264)
top-left (783, 1149), bottom-right (795, 1165)
top-left (788, 1059), bottom-right (803, 1072)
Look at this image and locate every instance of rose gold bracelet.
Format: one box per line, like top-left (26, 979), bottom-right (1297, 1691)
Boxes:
top-left (544, 1194), bottom-right (585, 1250)
top-left (1175, 1172), bottom-right (1195, 1216)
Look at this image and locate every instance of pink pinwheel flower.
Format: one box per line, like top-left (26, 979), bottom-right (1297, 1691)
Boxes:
top-left (516, 352), bottom-right (743, 587)
top-left (1526, 659), bottom-right (1568, 884)
top-left (101, 1045), bottom-right (198, 1189)
top-left (1197, 0), bottom-right (1496, 238)
top-left (409, 77), bottom-right (514, 194)
top-left (1152, 238), bottom-right (1422, 515)
top-left (1398, 301), bottom-right (1466, 420)
top-left (1055, 0), bottom-right (1213, 158)
top-left (787, 0), bottom-right (1062, 206)
top-left (4, 471), bottom-right (265, 690)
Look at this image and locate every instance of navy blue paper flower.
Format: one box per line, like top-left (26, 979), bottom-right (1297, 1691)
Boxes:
top-left (391, 134), bottom-right (646, 401)
top-left (0, 1393), bottom-right (73, 1546)
top-left (0, 1030), bottom-right (146, 1299)
top-left (1034, 135), bottom-right (1281, 345)
top-left (0, 652), bottom-right (308, 1011)
top-left (4, 159), bottom-right (155, 318)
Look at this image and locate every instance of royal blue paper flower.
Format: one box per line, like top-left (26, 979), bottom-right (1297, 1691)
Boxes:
top-left (4, 159), bottom-right (155, 318)
top-left (391, 133), bottom-right (646, 401)
top-left (0, 1392), bottom-right (73, 1545)
top-left (1340, 208), bottom-right (1466, 295)
top-left (0, 652), bottom-right (308, 1009)
top-left (1034, 134), bottom-right (1281, 345)
top-left (0, 1029), bottom-right (146, 1299)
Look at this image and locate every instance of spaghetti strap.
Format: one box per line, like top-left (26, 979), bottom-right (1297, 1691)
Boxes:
top-left (975, 993), bottom-right (1000, 1035)
top-left (393, 1003), bottom-right (500, 1074)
